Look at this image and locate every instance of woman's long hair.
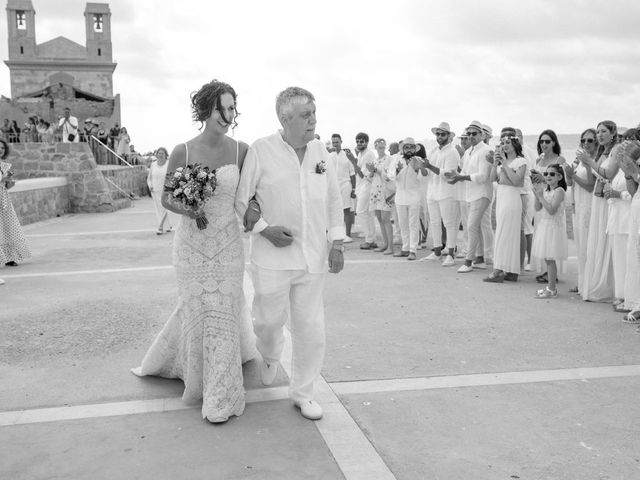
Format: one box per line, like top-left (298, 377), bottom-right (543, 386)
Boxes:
top-left (594, 120), bottom-right (618, 160)
top-left (537, 129), bottom-right (561, 156)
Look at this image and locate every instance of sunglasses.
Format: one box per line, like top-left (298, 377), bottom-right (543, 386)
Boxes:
top-left (435, 132), bottom-right (449, 137)
top-left (468, 131), bottom-right (480, 137)
top-left (580, 138), bottom-right (595, 144)
top-left (543, 171), bottom-right (559, 177)
top-left (539, 139), bottom-right (552, 145)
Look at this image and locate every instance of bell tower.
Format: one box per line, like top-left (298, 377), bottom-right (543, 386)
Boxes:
top-left (6, 0), bottom-right (36, 59)
top-left (85, 3), bottom-right (112, 62)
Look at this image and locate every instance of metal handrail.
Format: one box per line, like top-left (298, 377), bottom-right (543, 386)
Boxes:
top-left (103, 176), bottom-right (135, 200)
top-left (90, 135), bottom-right (134, 168)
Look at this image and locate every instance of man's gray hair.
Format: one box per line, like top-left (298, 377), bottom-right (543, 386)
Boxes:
top-left (275, 87), bottom-right (315, 118)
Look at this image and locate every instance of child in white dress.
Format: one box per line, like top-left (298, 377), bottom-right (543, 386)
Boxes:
top-left (531, 164), bottom-right (568, 298)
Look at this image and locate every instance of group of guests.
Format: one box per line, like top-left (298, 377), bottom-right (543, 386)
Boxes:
top-left (0, 116), bottom-right (56, 143)
top-left (328, 121), bottom-right (640, 327)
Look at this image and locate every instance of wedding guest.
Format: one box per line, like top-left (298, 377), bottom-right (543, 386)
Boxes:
top-left (449, 121), bottom-right (493, 273)
top-left (147, 147), bottom-right (178, 234)
top-left (58, 108), bottom-right (79, 143)
top-left (619, 141), bottom-right (640, 323)
top-left (36, 118), bottom-right (47, 142)
top-left (531, 129), bottom-right (566, 284)
top-left (116, 127), bottom-right (131, 160)
top-left (531, 164), bottom-right (568, 298)
top-left (330, 134), bottom-right (356, 242)
top-left (580, 121), bottom-right (620, 302)
top-left (132, 79), bottom-right (256, 424)
top-left (345, 133), bottom-right (378, 249)
top-left (483, 133), bottom-right (527, 283)
top-left (388, 138), bottom-right (427, 260)
top-left (515, 128), bottom-right (537, 271)
top-left (455, 130), bottom-right (471, 257)
top-left (564, 129), bottom-right (596, 294)
top-left (108, 122), bottom-right (120, 150)
top-left (368, 138), bottom-right (395, 255)
top-left (424, 122), bottom-right (460, 266)
top-left (605, 140), bottom-right (632, 310)
top-left (0, 140), bottom-right (31, 268)
top-left (388, 141), bottom-right (403, 246)
top-left (0, 119), bottom-right (10, 141)
top-left (9, 120), bottom-right (20, 143)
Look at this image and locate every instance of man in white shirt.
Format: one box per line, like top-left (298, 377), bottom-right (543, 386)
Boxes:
top-left (330, 133), bottom-right (356, 242)
top-left (236, 87), bottom-right (345, 421)
top-left (456, 130), bottom-right (471, 258)
top-left (447, 120), bottom-right (493, 273)
top-left (481, 123), bottom-right (495, 262)
top-left (423, 122), bottom-right (461, 266)
top-left (58, 108), bottom-right (79, 143)
top-left (387, 138), bottom-right (427, 260)
top-left (345, 133), bottom-right (378, 249)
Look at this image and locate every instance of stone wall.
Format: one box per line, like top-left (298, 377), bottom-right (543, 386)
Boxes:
top-left (6, 142), bottom-right (116, 213)
top-left (8, 177), bottom-right (70, 225)
top-left (99, 165), bottom-right (149, 198)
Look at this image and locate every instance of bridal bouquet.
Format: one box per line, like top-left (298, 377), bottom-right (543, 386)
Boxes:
top-left (164, 163), bottom-right (217, 230)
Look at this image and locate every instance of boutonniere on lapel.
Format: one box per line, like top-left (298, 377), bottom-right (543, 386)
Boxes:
top-left (315, 160), bottom-right (327, 174)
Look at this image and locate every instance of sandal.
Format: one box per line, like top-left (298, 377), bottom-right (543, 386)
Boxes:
top-left (622, 311), bottom-right (640, 324)
top-left (568, 286), bottom-right (579, 293)
top-left (535, 287), bottom-right (558, 299)
top-left (536, 272), bottom-right (559, 284)
top-left (613, 303), bottom-right (631, 313)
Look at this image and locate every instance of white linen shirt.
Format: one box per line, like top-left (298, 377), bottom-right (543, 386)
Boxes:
top-left (462, 142), bottom-right (493, 202)
top-left (355, 148), bottom-right (376, 197)
top-left (428, 143), bottom-right (460, 201)
top-left (235, 132), bottom-right (345, 274)
top-left (387, 153), bottom-right (424, 205)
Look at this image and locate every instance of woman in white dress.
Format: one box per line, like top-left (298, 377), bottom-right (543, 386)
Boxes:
top-left (368, 138), bottom-right (395, 255)
top-left (132, 80), bottom-right (256, 423)
top-left (483, 134), bottom-right (527, 283)
top-left (146, 147), bottom-right (178, 234)
top-left (564, 129), bottom-right (596, 294)
top-left (116, 127), bottom-right (130, 160)
top-left (619, 141), bottom-right (640, 324)
top-left (579, 121), bottom-right (620, 302)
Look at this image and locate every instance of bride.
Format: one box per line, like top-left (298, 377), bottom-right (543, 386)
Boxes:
top-left (132, 80), bottom-right (256, 423)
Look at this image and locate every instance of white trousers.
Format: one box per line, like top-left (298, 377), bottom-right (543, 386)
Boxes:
top-left (459, 200), bottom-right (469, 255)
top-left (396, 203), bottom-right (420, 253)
top-left (610, 233), bottom-right (628, 299)
top-left (251, 266), bottom-right (326, 403)
top-left (151, 192), bottom-right (179, 230)
top-left (356, 192), bottom-right (376, 243)
top-left (427, 197), bottom-right (460, 250)
top-left (481, 198), bottom-right (494, 260)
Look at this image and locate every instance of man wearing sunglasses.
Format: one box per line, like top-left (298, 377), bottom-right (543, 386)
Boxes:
top-left (423, 122), bottom-right (461, 266)
top-left (345, 133), bottom-right (378, 250)
top-left (448, 120), bottom-right (494, 272)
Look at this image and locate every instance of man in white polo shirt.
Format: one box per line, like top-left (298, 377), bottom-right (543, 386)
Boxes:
top-left (236, 86), bottom-right (345, 421)
top-left (447, 120), bottom-right (493, 273)
top-left (423, 122), bottom-right (461, 266)
top-left (330, 133), bottom-right (356, 242)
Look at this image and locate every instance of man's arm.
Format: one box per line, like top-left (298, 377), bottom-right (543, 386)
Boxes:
top-left (325, 150), bottom-right (345, 273)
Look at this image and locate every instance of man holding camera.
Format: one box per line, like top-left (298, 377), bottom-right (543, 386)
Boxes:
top-left (58, 108), bottom-right (79, 143)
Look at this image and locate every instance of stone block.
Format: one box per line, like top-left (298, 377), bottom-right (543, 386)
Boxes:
top-left (57, 143), bottom-right (71, 154)
top-left (51, 154), bottom-right (66, 162)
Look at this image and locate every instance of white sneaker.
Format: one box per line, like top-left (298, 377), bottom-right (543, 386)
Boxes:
top-left (524, 263), bottom-right (531, 272)
top-left (343, 236), bottom-right (353, 244)
top-left (294, 400), bottom-right (323, 420)
top-left (457, 264), bottom-right (473, 273)
top-left (0, 278), bottom-right (4, 285)
top-left (472, 262), bottom-right (487, 269)
top-left (417, 243), bottom-right (427, 250)
top-left (260, 360), bottom-right (279, 386)
top-left (424, 252), bottom-right (441, 261)
top-left (442, 255), bottom-right (455, 267)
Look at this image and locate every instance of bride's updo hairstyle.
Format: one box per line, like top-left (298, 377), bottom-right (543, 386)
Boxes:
top-left (190, 79), bottom-right (239, 130)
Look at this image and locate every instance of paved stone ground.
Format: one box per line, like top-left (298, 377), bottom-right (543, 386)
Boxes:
top-left (1, 197), bottom-right (639, 480)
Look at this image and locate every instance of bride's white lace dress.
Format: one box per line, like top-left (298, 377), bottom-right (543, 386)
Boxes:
top-left (133, 162), bottom-right (256, 422)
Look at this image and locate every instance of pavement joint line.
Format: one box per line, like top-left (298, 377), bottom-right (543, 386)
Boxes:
top-left (278, 329), bottom-right (396, 479)
top-left (329, 364), bottom-right (640, 396)
top-left (0, 386), bottom-right (292, 428)
top-left (25, 229), bottom-right (155, 237)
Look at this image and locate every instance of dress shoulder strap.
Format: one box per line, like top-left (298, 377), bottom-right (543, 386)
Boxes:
top-left (184, 143), bottom-right (189, 167)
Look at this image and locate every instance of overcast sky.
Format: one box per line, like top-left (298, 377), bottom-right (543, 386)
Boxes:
top-left (1, 0), bottom-right (640, 152)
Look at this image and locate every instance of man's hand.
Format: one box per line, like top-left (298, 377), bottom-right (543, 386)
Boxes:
top-left (260, 226), bottom-right (294, 247)
top-left (243, 199), bottom-right (261, 232)
top-left (328, 247), bottom-right (344, 274)
top-left (447, 173), bottom-right (463, 184)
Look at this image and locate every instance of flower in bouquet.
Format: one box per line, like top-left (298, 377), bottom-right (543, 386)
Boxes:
top-left (315, 160), bottom-right (327, 174)
top-left (164, 163), bottom-right (217, 229)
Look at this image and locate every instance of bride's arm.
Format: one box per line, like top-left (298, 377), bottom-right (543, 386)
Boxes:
top-left (161, 144), bottom-right (198, 218)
